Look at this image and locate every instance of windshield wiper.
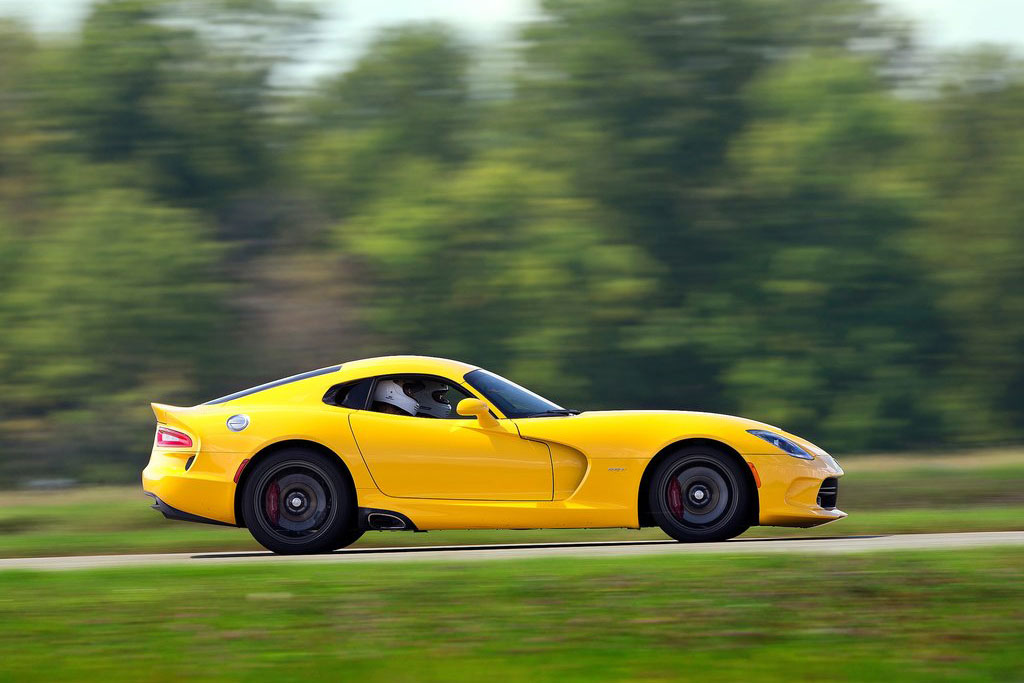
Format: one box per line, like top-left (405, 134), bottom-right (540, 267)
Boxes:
top-left (523, 409), bottom-right (581, 417)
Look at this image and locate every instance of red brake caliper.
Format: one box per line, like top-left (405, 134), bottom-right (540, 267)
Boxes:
top-left (668, 477), bottom-right (684, 520)
top-left (265, 481), bottom-right (280, 525)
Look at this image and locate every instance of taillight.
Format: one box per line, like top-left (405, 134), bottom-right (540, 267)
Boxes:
top-left (156, 426), bottom-right (193, 449)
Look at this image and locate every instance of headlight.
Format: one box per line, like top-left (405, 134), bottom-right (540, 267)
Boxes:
top-left (747, 429), bottom-right (814, 460)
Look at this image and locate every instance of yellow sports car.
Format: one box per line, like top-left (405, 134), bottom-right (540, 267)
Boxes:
top-left (142, 356), bottom-right (845, 554)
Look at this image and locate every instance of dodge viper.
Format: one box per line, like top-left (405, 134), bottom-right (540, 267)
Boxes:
top-left (142, 356), bottom-right (845, 554)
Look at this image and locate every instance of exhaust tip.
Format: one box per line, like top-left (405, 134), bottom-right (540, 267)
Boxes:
top-left (358, 508), bottom-right (418, 531)
top-left (366, 512), bottom-right (408, 530)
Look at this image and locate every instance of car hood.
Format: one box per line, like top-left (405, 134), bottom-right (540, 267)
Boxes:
top-left (575, 409), bottom-right (772, 426)
top-left (512, 410), bottom-right (828, 459)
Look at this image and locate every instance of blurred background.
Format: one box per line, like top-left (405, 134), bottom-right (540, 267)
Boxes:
top-left (1, 0), bottom-right (1023, 487)
top-left (3, 5), bottom-right (1024, 679)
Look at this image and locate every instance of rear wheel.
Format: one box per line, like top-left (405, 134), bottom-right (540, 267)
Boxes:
top-left (648, 447), bottom-right (751, 543)
top-left (242, 448), bottom-right (361, 554)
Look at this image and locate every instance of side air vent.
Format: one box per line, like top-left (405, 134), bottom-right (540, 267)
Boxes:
top-left (184, 455), bottom-right (196, 471)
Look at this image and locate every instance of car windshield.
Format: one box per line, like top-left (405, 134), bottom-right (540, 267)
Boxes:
top-left (463, 369), bottom-right (564, 418)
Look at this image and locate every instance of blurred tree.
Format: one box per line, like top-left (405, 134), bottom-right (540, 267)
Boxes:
top-left (0, 1), bottom-right (311, 482)
top-left (36, 0), bottom-right (316, 213)
top-left (715, 53), bottom-right (947, 449)
top-left (0, 20), bottom-right (37, 187)
top-left (518, 0), bottom-right (903, 256)
top-left (0, 179), bottom-right (225, 480)
top-left (1, 0), bottom-right (1024, 483)
top-left (508, 0), bottom-right (910, 414)
top-left (314, 23), bottom-right (469, 161)
top-left (297, 24), bottom-right (471, 218)
top-left (912, 50), bottom-right (1024, 443)
top-left (339, 156), bottom-right (657, 404)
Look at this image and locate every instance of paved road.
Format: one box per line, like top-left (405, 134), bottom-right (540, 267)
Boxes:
top-left (2, 531), bottom-right (1023, 571)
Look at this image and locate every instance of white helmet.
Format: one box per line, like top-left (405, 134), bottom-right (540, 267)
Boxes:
top-left (372, 379), bottom-right (419, 416)
top-left (408, 379), bottom-right (452, 418)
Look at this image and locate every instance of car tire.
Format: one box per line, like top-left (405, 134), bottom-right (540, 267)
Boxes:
top-left (648, 446), bottom-right (752, 543)
top-left (242, 448), bottom-right (359, 554)
top-left (331, 526), bottom-right (365, 551)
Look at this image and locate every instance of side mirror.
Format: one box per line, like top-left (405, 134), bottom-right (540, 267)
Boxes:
top-left (456, 398), bottom-right (498, 428)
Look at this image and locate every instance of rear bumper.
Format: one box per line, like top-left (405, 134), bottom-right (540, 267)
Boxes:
top-left (142, 448), bottom-right (242, 526)
top-left (747, 453), bottom-right (848, 528)
top-left (144, 492), bottom-right (234, 527)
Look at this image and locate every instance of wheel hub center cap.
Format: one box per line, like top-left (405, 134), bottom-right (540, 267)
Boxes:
top-left (688, 484), bottom-right (711, 507)
top-left (285, 491), bottom-right (309, 513)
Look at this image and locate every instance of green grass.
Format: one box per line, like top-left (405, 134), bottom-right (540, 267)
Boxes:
top-left (1, 450), bottom-right (1023, 558)
top-left (1, 548), bottom-right (1022, 681)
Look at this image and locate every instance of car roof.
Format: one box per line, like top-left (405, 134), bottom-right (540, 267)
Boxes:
top-left (337, 355), bottom-right (479, 380)
top-left (201, 356), bottom-right (481, 407)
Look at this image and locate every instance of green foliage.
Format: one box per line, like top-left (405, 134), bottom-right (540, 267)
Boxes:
top-left (297, 24), bottom-right (472, 217)
top-left (0, 179), bottom-right (224, 476)
top-left (909, 51), bottom-right (1024, 443)
top-left (712, 53), bottom-right (946, 449)
top-left (1, 0), bottom-right (1023, 482)
top-left (340, 156), bottom-right (657, 400)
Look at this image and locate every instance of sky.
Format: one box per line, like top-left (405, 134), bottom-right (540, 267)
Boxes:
top-left (886, 0), bottom-right (1024, 48)
top-left (0, 0), bottom-right (1020, 75)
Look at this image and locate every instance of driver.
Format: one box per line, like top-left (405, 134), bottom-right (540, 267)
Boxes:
top-left (409, 380), bottom-right (452, 418)
top-left (371, 378), bottom-right (452, 418)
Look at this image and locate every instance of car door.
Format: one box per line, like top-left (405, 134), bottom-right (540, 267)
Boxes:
top-left (348, 376), bottom-right (553, 501)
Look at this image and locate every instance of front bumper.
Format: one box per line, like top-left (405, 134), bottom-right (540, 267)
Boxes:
top-left (747, 453), bottom-right (847, 527)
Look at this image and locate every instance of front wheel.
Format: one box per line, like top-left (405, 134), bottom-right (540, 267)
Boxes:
top-left (648, 447), bottom-right (752, 543)
top-left (241, 448), bottom-right (361, 554)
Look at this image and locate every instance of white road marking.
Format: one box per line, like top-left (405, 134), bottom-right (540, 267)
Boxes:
top-left (1, 531), bottom-right (1023, 571)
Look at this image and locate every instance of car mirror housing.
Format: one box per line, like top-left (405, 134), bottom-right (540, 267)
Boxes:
top-left (456, 398), bottom-right (498, 428)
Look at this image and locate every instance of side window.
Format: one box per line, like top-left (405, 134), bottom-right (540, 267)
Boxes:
top-left (341, 378), bottom-right (374, 409)
top-left (323, 378), bottom-right (374, 410)
top-left (369, 375), bottom-right (474, 419)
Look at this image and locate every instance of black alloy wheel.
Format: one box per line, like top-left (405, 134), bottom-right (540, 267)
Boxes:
top-left (242, 448), bottom-right (361, 554)
top-left (648, 447), bottom-right (752, 542)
